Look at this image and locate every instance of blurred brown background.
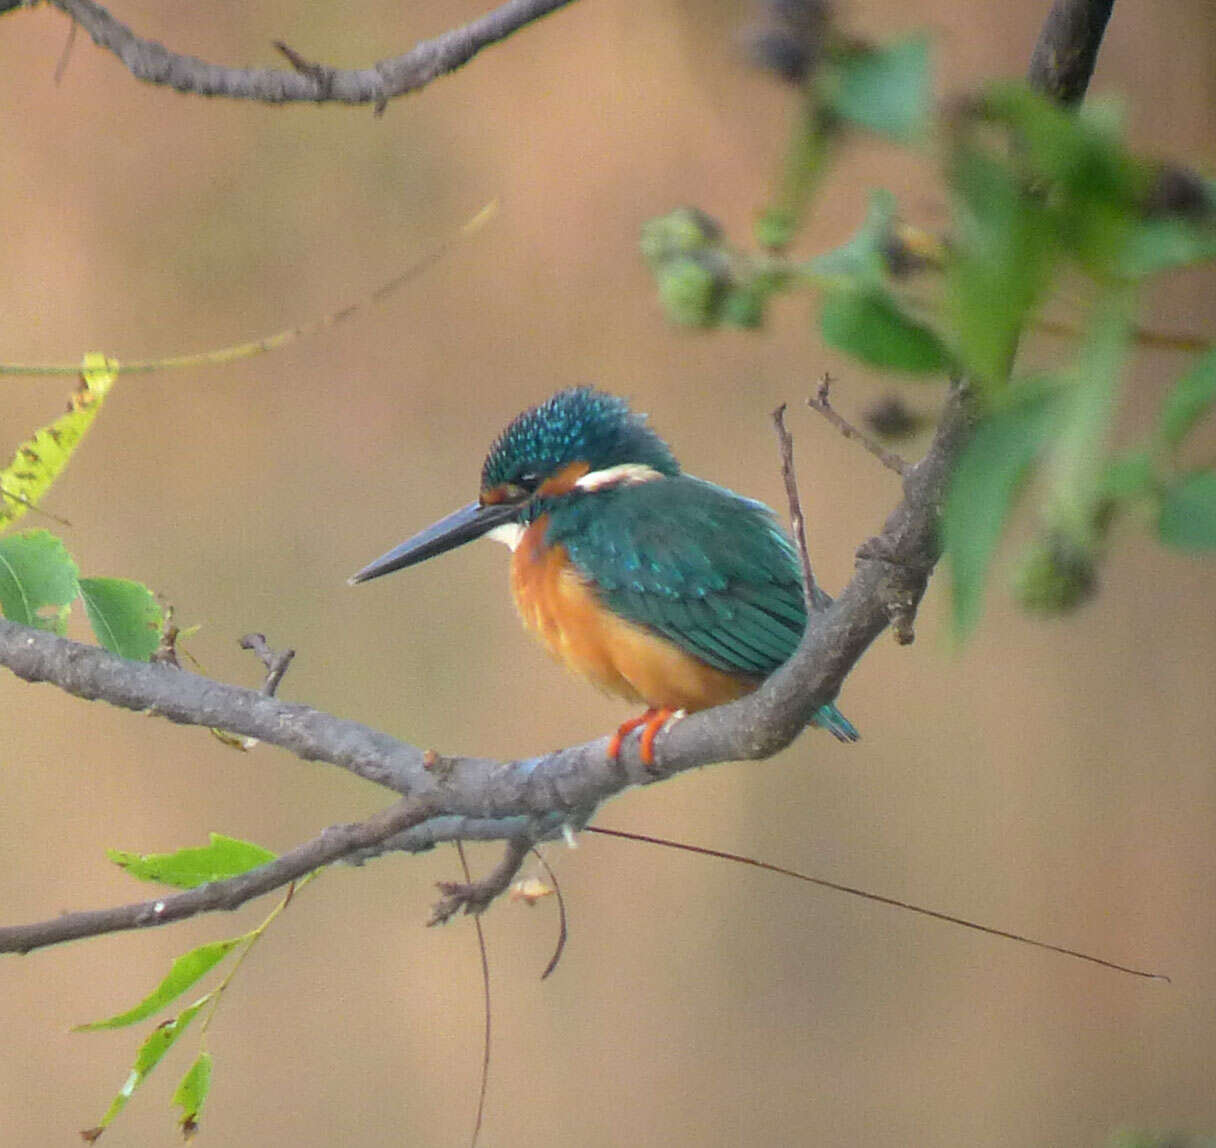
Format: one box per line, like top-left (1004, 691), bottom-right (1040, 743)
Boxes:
top-left (2, 1), bottom-right (1214, 1145)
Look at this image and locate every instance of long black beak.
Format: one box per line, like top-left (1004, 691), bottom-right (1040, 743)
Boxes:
top-left (348, 500), bottom-right (520, 585)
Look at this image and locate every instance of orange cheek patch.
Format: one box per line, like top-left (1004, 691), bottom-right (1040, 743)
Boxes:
top-left (536, 461), bottom-right (590, 499)
top-left (509, 521), bottom-right (755, 713)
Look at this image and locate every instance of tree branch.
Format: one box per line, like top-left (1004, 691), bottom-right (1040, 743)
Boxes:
top-left (0, 796), bottom-right (435, 953)
top-left (0, 383), bottom-right (965, 958)
top-left (45, 0), bottom-right (578, 108)
top-left (1026, 0), bottom-right (1115, 106)
top-left (0, 0), bottom-right (1116, 951)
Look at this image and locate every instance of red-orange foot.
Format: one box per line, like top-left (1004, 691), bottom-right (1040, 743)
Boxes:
top-left (607, 707), bottom-right (681, 769)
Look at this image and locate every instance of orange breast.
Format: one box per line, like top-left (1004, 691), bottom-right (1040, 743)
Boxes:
top-left (509, 517), bottom-right (755, 713)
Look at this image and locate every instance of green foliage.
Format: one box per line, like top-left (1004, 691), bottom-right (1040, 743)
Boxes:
top-left (83, 998), bottom-right (208, 1140)
top-left (1158, 471), bottom-right (1216, 550)
top-left (820, 287), bottom-right (950, 373)
top-left (172, 1051), bottom-right (212, 1138)
top-left (109, 834), bottom-right (278, 888)
top-left (943, 384), bottom-right (1058, 635)
top-left (78, 852), bottom-right (309, 1140)
top-left (75, 941), bottom-right (240, 1031)
top-left (79, 577), bottom-right (163, 662)
top-left (641, 14), bottom-right (1214, 636)
top-left (0, 354), bottom-right (116, 531)
top-left (827, 36), bottom-right (932, 143)
top-left (0, 357), bottom-right (171, 658)
top-left (0, 529), bottom-right (79, 634)
top-left (945, 140), bottom-right (1057, 387)
top-left (1158, 346), bottom-right (1216, 448)
top-left (808, 190), bottom-right (898, 284)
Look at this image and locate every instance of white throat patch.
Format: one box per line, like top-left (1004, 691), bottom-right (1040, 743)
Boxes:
top-left (485, 522), bottom-right (526, 551)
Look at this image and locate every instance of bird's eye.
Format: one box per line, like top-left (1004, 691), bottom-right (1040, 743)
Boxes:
top-left (516, 472), bottom-right (540, 490)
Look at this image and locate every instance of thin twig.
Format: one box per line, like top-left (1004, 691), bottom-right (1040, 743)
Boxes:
top-left (0, 201), bottom-right (496, 377)
top-left (770, 403), bottom-right (819, 609)
top-left (239, 633), bottom-right (296, 697)
top-left (584, 826), bottom-right (1169, 983)
top-left (46, 0), bottom-right (578, 107)
top-left (456, 842), bottom-right (492, 1148)
top-left (807, 373), bottom-right (909, 476)
top-left (0, 484), bottom-right (72, 526)
top-left (530, 848), bottom-right (568, 980)
top-left (52, 15), bottom-right (76, 83)
top-left (430, 837), bottom-right (533, 925)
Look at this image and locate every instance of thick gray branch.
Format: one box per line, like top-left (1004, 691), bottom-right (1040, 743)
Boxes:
top-left (0, 385), bottom-right (965, 961)
top-left (0, 0), bottom-right (1115, 952)
top-left (45, 0), bottom-right (578, 106)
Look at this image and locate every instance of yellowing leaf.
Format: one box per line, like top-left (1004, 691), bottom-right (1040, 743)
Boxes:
top-left (0, 354), bottom-right (117, 530)
top-left (509, 878), bottom-right (555, 905)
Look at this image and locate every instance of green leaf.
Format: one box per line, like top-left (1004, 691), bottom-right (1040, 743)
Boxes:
top-left (808, 190), bottom-right (898, 286)
top-left (829, 36), bottom-right (931, 143)
top-left (0, 529), bottom-right (79, 633)
top-left (109, 833), bottom-right (278, 889)
top-left (173, 1051), bottom-right (213, 1138)
top-left (75, 941), bottom-right (239, 1031)
top-left (946, 142), bottom-right (1057, 386)
top-left (0, 354), bottom-right (117, 531)
top-left (820, 286), bottom-right (950, 373)
top-left (1158, 470), bottom-right (1216, 551)
top-left (1101, 450), bottom-right (1156, 501)
top-left (1040, 291), bottom-right (1133, 543)
top-left (972, 85), bottom-right (1148, 274)
top-left (79, 577), bottom-right (163, 661)
top-left (943, 383), bottom-right (1059, 637)
top-left (1120, 216), bottom-right (1216, 277)
top-left (86, 998), bottom-right (207, 1136)
top-left (1158, 346), bottom-right (1216, 449)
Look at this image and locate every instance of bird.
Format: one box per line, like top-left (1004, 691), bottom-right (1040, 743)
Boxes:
top-left (350, 386), bottom-right (858, 765)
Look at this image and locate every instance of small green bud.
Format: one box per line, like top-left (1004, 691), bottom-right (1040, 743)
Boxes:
top-left (657, 252), bottom-right (730, 327)
top-left (1013, 535), bottom-right (1098, 614)
top-left (640, 208), bottom-right (723, 269)
top-left (721, 280), bottom-right (769, 328)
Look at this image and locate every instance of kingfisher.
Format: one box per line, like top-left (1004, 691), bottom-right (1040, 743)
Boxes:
top-left (350, 387), bottom-right (858, 765)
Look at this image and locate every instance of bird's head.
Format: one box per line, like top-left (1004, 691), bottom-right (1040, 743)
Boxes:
top-left (349, 387), bottom-right (678, 584)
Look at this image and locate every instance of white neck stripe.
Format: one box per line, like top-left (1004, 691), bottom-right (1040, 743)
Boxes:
top-left (574, 463), bottom-right (664, 492)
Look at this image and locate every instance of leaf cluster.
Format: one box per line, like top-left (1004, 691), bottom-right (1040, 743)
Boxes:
top-left (0, 357), bottom-right (164, 659)
top-left (641, 21), bottom-right (1215, 635)
top-left (77, 834), bottom-right (292, 1141)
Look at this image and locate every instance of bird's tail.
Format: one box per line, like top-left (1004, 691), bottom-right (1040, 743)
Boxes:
top-left (813, 703), bottom-right (860, 743)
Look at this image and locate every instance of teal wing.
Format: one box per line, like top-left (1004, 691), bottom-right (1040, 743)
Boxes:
top-left (546, 476), bottom-right (858, 741)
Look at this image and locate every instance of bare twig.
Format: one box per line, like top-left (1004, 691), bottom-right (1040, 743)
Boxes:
top-left (46, 0), bottom-right (579, 108)
top-left (770, 403), bottom-right (820, 610)
top-left (583, 826), bottom-right (1168, 982)
top-left (239, 632), bottom-right (295, 697)
top-left (456, 842), bottom-right (492, 1148)
top-left (807, 374), bottom-right (909, 476)
top-left (0, 484), bottom-right (72, 526)
top-left (0, 201), bottom-right (496, 378)
top-left (52, 14), bottom-right (76, 83)
top-left (430, 837), bottom-right (533, 925)
top-left (531, 848), bottom-right (568, 980)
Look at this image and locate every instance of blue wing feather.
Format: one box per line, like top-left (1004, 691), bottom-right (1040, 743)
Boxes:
top-left (543, 475), bottom-right (858, 741)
